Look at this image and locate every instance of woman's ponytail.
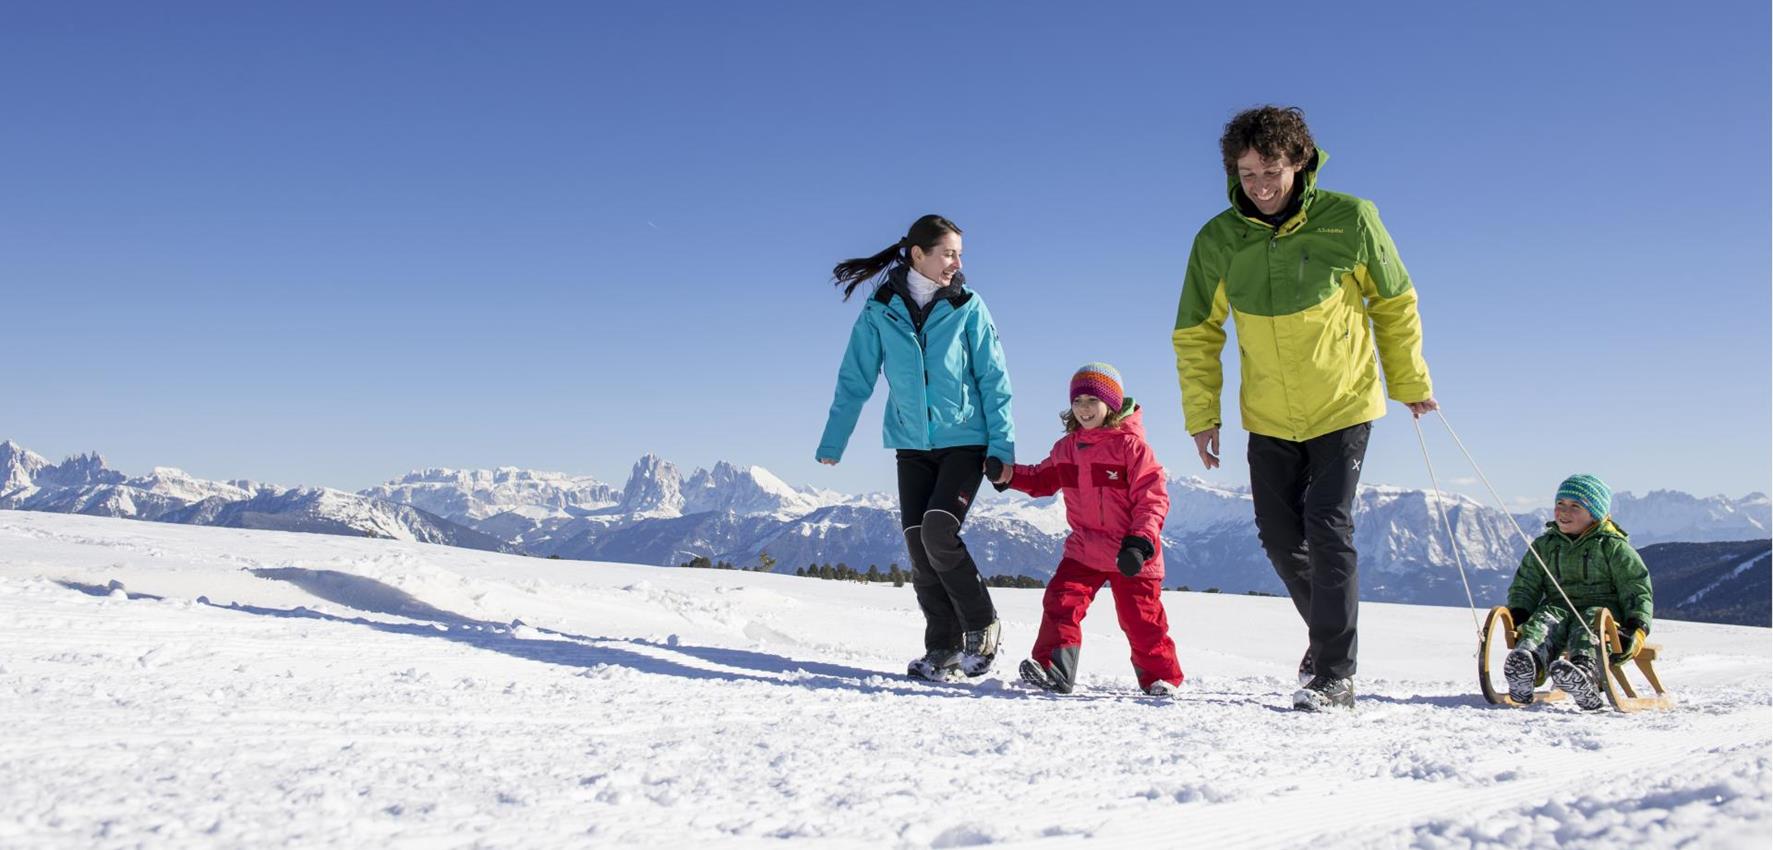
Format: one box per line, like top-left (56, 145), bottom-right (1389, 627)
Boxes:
top-left (831, 241), bottom-right (905, 300)
top-left (830, 214), bottom-right (962, 301)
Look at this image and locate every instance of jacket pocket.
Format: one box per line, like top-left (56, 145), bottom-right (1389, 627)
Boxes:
top-left (1058, 463), bottom-right (1080, 488)
top-left (1090, 465), bottom-right (1131, 490)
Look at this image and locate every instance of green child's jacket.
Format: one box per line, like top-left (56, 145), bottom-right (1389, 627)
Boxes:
top-left (1507, 519), bottom-right (1654, 630)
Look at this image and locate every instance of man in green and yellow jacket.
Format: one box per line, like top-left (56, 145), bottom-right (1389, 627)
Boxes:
top-left (1172, 106), bottom-right (1437, 712)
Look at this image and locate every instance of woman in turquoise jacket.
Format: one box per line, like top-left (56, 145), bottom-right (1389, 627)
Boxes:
top-left (816, 213), bottom-right (1016, 682)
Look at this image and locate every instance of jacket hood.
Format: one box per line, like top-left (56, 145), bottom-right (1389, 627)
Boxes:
top-left (1115, 399), bottom-right (1145, 439)
top-left (1075, 399), bottom-right (1144, 442)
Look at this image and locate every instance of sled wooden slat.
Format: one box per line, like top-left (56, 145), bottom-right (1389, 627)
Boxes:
top-left (1596, 608), bottom-right (1673, 713)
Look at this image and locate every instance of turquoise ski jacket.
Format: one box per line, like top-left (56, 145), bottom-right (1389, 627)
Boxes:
top-left (816, 269), bottom-right (1015, 465)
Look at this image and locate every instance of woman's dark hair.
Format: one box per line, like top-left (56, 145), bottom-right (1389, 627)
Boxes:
top-left (1219, 105), bottom-right (1316, 176)
top-left (831, 214), bottom-right (962, 300)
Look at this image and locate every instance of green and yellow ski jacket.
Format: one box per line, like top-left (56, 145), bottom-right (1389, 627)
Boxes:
top-left (1172, 149), bottom-right (1432, 441)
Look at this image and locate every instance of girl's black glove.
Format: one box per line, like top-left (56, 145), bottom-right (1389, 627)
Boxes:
top-left (1117, 536), bottom-right (1155, 577)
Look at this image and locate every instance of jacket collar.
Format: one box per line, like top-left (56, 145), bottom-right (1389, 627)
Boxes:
top-left (1227, 146), bottom-right (1327, 237)
top-left (1070, 400), bottom-right (1145, 443)
top-left (872, 264), bottom-right (972, 309)
top-left (1542, 517), bottom-right (1630, 543)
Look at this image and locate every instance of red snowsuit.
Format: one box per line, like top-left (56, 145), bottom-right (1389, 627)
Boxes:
top-left (1007, 405), bottom-right (1182, 690)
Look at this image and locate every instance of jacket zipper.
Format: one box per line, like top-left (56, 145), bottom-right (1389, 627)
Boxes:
top-left (883, 307), bottom-right (931, 442)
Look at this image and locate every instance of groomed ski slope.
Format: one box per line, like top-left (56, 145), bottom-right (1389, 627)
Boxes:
top-left (1, 511), bottom-right (1767, 849)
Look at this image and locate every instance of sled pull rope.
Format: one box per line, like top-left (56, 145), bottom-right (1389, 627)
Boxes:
top-left (1430, 410), bottom-right (1598, 643)
top-left (1411, 415), bottom-right (1481, 635)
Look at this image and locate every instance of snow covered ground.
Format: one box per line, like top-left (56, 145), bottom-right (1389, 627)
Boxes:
top-left (2, 511), bottom-right (1767, 849)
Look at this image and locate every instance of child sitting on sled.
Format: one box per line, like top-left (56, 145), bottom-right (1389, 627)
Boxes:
top-left (987, 363), bottom-right (1184, 698)
top-left (1503, 474), bottom-right (1654, 710)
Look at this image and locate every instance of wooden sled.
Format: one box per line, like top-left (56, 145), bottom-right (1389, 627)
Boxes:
top-left (1478, 606), bottom-right (1672, 712)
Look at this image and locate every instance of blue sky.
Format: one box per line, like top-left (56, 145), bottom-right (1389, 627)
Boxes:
top-left (4, 1), bottom-right (1768, 509)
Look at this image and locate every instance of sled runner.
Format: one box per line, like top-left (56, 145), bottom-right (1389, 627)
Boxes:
top-left (1479, 606), bottom-right (1671, 712)
top-left (1594, 608), bottom-right (1672, 713)
top-left (1478, 606), bottom-right (1567, 706)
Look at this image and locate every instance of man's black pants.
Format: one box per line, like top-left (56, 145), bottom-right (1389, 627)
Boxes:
top-left (1248, 422), bottom-right (1371, 680)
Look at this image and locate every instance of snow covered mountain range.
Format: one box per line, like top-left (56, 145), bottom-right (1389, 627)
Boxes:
top-left (0, 441), bottom-right (508, 553)
top-left (3, 439), bottom-right (1767, 611)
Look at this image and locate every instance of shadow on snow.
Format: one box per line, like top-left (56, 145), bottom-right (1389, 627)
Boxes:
top-left (56, 571), bottom-right (1489, 708)
top-left (97, 567), bottom-right (1030, 700)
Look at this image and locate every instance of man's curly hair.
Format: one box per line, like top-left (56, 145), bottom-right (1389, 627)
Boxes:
top-left (1219, 106), bottom-right (1316, 176)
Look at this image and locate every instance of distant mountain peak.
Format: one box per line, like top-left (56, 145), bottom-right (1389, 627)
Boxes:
top-left (0, 440), bottom-right (50, 494)
top-left (679, 459), bottom-right (824, 518)
top-left (361, 464), bottom-right (617, 522)
top-left (619, 455), bottom-right (684, 516)
top-left (35, 451), bottom-right (125, 489)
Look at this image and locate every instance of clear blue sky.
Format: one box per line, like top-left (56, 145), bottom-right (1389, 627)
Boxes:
top-left (5, 1), bottom-right (1768, 509)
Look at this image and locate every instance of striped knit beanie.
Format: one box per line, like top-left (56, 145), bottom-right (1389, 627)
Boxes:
top-left (1556, 474), bottom-right (1612, 522)
top-left (1069, 362), bottom-right (1124, 412)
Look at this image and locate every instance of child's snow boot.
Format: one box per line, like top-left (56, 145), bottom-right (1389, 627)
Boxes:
top-left (1145, 679), bottom-right (1182, 700)
top-left (1018, 659), bottom-right (1072, 694)
top-left (1549, 654), bottom-right (1605, 711)
top-left (1504, 645), bottom-right (1542, 704)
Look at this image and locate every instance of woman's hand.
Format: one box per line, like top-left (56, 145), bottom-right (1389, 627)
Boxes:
top-left (984, 457), bottom-right (1012, 485)
top-left (818, 458), bottom-right (838, 466)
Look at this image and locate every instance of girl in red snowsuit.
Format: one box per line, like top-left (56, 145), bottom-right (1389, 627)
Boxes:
top-left (989, 363), bottom-right (1183, 697)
